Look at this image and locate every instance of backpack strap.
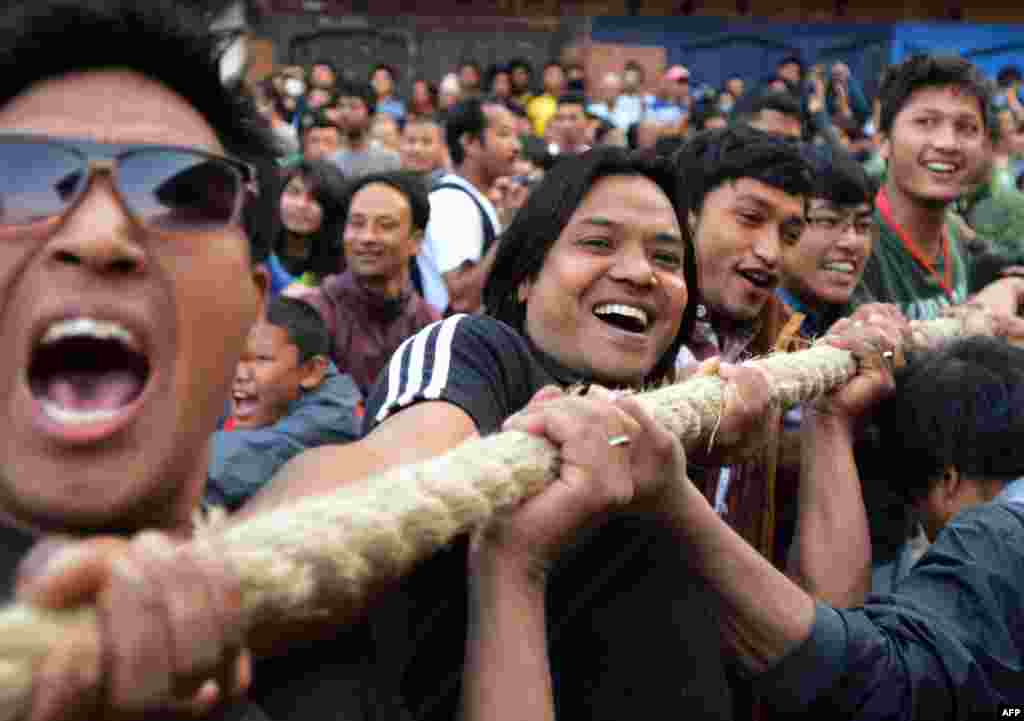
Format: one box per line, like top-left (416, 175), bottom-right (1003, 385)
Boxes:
top-left (433, 181), bottom-right (498, 256)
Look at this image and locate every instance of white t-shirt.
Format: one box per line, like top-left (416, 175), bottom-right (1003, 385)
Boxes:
top-left (417, 173), bottom-right (501, 313)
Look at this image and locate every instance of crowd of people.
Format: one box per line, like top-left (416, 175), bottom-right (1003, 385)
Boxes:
top-left (1, 0), bottom-right (1024, 720)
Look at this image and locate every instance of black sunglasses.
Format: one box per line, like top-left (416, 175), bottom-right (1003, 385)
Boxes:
top-left (0, 133), bottom-right (257, 234)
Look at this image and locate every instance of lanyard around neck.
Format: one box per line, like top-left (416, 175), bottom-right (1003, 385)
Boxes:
top-left (876, 188), bottom-right (955, 301)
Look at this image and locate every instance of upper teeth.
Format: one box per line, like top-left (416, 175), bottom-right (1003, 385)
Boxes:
top-left (594, 303), bottom-right (649, 327)
top-left (42, 401), bottom-right (120, 426)
top-left (823, 262), bottom-right (855, 273)
top-left (927, 162), bottom-right (956, 172)
top-left (41, 318), bottom-right (137, 349)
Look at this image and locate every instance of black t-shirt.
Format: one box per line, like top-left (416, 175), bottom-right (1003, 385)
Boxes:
top-left (362, 314), bottom-right (735, 720)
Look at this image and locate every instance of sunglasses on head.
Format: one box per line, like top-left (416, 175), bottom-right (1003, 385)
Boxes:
top-left (0, 133), bottom-right (257, 235)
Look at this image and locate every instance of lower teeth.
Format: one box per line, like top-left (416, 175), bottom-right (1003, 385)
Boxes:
top-left (43, 401), bottom-right (119, 426)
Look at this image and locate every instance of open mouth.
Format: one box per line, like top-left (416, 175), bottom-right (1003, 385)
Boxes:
top-left (737, 268), bottom-right (777, 290)
top-left (923, 161), bottom-right (960, 177)
top-left (593, 303), bottom-right (650, 334)
top-left (28, 319), bottom-right (150, 429)
top-left (232, 392), bottom-right (259, 417)
top-left (822, 260), bottom-right (857, 275)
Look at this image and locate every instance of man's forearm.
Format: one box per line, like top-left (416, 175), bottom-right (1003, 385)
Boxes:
top-left (786, 409), bottom-right (871, 607)
top-left (662, 481), bottom-right (816, 676)
top-left (462, 552), bottom-right (555, 721)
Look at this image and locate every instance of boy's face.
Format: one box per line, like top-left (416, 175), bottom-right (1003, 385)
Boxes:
top-left (881, 85), bottom-right (990, 207)
top-left (231, 321), bottom-right (315, 430)
top-left (0, 69), bottom-right (262, 532)
top-left (781, 199), bottom-right (874, 307)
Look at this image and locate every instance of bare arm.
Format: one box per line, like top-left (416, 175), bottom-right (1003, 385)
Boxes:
top-left (785, 308), bottom-right (908, 607)
top-left (786, 409), bottom-right (870, 607)
top-left (237, 401), bottom-right (478, 519)
top-left (462, 547), bottom-right (554, 721)
top-left (664, 475), bottom-right (817, 675)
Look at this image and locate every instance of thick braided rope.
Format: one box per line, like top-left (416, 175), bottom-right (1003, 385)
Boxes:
top-left (0, 316), bottom-right (970, 717)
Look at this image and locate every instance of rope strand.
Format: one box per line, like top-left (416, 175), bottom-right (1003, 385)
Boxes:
top-left (0, 315), bottom-right (974, 719)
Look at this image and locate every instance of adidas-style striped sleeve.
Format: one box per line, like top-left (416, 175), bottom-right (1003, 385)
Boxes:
top-left (363, 314), bottom-right (536, 436)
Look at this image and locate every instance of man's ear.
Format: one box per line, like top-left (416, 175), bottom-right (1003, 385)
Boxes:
top-left (299, 355), bottom-right (329, 391)
top-left (516, 276), bottom-right (532, 303)
top-left (939, 465), bottom-right (962, 503)
top-left (687, 210), bottom-right (699, 237)
top-left (461, 131), bottom-right (480, 158)
top-left (877, 133), bottom-right (891, 162)
top-left (252, 265), bottom-right (271, 319)
top-left (409, 228), bottom-right (425, 256)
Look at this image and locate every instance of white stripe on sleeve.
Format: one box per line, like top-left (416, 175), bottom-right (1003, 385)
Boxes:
top-left (375, 332), bottom-right (420, 424)
top-left (421, 315), bottom-right (463, 401)
top-left (393, 323), bottom-right (434, 409)
top-left (374, 316), bottom-right (465, 424)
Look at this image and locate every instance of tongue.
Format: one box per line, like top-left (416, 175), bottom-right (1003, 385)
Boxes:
top-left (46, 370), bottom-right (141, 412)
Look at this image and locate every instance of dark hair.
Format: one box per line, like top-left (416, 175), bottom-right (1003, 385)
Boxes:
top-left (777, 55), bottom-right (804, 73)
top-left (336, 78), bottom-right (377, 116)
top-left (520, 134), bottom-right (557, 171)
top-left (592, 117), bottom-right (616, 145)
top-left (671, 125), bottom-right (813, 216)
top-left (277, 160), bottom-right (348, 279)
top-left (343, 170), bottom-right (430, 232)
top-left (445, 97), bottom-right (496, 165)
top-left (371, 63), bottom-right (398, 84)
top-left (626, 119), bottom-right (658, 150)
top-left (731, 89), bottom-right (803, 129)
top-left (652, 135), bottom-right (687, 160)
top-left (509, 58), bottom-right (533, 74)
top-left (485, 63), bottom-right (510, 89)
top-left (803, 144), bottom-right (876, 207)
top-left (557, 92), bottom-right (588, 109)
top-left (969, 249), bottom-right (1024, 294)
top-left (997, 65), bottom-right (1022, 89)
top-left (0, 0), bottom-right (278, 265)
top-left (311, 59), bottom-right (337, 75)
top-left (265, 296), bottom-right (329, 363)
top-left (873, 336), bottom-right (1024, 501)
top-left (484, 147), bottom-right (699, 386)
top-left (458, 59), bottom-right (482, 82)
top-left (878, 54), bottom-right (995, 138)
top-left (830, 112), bottom-right (865, 141)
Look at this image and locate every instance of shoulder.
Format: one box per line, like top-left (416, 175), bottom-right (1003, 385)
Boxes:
top-left (365, 314), bottom-right (540, 432)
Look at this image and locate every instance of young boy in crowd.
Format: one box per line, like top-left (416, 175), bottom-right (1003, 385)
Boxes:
top-left (206, 296), bottom-right (363, 511)
top-left (865, 54), bottom-right (1024, 322)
